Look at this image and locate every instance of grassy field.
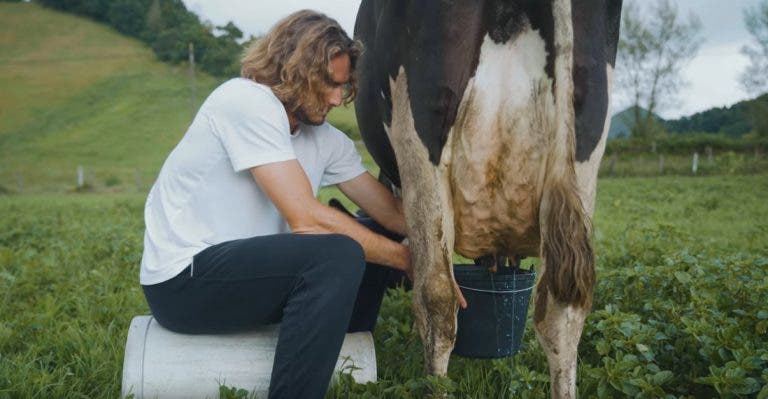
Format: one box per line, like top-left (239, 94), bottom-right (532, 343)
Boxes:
top-left (599, 151), bottom-right (768, 178)
top-left (0, 3), bottom-right (218, 194)
top-left (1, 175), bottom-right (765, 398)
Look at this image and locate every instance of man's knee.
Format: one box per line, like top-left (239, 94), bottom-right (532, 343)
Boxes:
top-left (315, 234), bottom-right (365, 281)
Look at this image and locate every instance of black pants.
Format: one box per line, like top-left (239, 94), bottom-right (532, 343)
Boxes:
top-left (142, 218), bottom-right (405, 399)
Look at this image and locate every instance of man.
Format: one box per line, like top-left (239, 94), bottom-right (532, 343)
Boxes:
top-left (140, 10), bottom-right (411, 398)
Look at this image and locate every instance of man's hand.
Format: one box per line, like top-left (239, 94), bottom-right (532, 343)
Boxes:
top-left (340, 173), bottom-right (466, 308)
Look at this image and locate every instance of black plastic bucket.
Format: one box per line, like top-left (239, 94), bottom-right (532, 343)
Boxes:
top-left (452, 264), bottom-right (536, 358)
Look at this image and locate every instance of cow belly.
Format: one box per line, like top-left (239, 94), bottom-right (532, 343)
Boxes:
top-left (449, 32), bottom-right (556, 259)
top-left (450, 95), bottom-right (551, 259)
top-left (450, 143), bottom-right (545, 259)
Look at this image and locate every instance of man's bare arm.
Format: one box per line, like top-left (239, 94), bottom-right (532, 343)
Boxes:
top-left (337, 172), bottom-right (407, 237)
top-left (250, 160), bottom-right (410, 272)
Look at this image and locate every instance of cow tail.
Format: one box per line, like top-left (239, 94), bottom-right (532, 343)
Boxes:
top-left (534, 0), bottom-right (595, 321)
top-left (537, 173), bottom-right (595, 316)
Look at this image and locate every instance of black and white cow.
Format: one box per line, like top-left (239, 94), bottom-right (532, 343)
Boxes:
top-left (354, 1), bottom-right (622, 397)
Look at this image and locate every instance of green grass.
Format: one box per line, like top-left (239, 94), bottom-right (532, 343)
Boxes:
top-left (327, 104), bottom-right (361, 141)
top-left (1, 175), bottom-right (766, 398)
top-left (0, 195), bottom-right (147, 398)
top-left (593, 175), bottom-right (768, 253)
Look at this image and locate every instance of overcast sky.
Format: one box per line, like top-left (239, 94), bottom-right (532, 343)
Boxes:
top-left (182, 0), bottom-right (763, 120)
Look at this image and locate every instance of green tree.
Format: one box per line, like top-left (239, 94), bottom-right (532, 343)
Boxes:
top-left (34, 0), bottom-right (246, 78)
top-left (616, 0), bottom-right (703, 138)
top-left (198, 22), bottom-right (244, 77)
top-left (34, 0), bottom-right (109, 21)
top-left (34, 0), bottom-right (81, 12)
top-left (107, 0), bottom-right (149, 37)
top-left (144, 0), bottom-right (163, 36)
top-left (151, 28), bottom-right (187, 62)
top-left (747, 95), bottom-right (768, 139)
top-left (740, 0), bottom-right (768, 95)
top-left (217, 21), bottom-right (243, 41)
top-left (740, 1), bottom-right (768, 138)
top-left (76, 0), bottom-right (109, 22)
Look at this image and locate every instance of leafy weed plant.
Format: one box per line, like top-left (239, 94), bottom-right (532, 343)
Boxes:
top-left (0, 176), bottom-right (766, 398)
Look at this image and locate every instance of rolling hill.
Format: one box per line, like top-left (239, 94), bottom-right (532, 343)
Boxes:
top-left (608, 107), bottom-right (665, 139)
top-left (0, 2), bottom-right (225, 192)
top-left (609, 93), bottom-right (768, 140)
top-left (0, 2), bottom-right (359, 193)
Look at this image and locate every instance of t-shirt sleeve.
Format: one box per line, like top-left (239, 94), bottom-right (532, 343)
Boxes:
top-left (320, 128), bottom-right (368, 187)
top-left (207, 84), bottom-right (296, 172)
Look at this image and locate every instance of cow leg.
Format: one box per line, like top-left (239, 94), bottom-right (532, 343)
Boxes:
top-left (411, 229), bottom-right (459, 376)
top-left (533, 286), bottom-right (589, 398)
top-left (531, 1), bottom-right (597, 396)
top-left (533, 176), bottom-right (594, 399)
top-left (533, 178), bottom-right (594, 398)
top-left (535, 63), bottom-right (611, 398)
top-left (387, 68), bottom-right (460, 376)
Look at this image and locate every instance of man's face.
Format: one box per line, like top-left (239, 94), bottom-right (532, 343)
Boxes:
top-left (296, 52), bottom-right (352, 126)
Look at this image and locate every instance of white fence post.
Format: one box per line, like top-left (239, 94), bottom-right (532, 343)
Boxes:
top-left (15, 171), bottom-right (23, 193)
top-left (692, 152), bottom-right (699, 175)
top-left (77, 166), bottom-right (84, 188)
top-left (135, 169), bottom-right (142, 192)
top-left (658, 154), bottom-right (665, 175)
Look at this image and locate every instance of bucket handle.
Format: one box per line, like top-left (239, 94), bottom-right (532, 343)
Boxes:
top-left (456, 285), bottom-right (534, 294)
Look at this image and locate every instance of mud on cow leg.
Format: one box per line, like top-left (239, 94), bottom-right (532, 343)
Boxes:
top-left (532, 188), bottom-right (595, 398)
top-left (406, 208), bottom-right (459, 376)
top-left (401, 170), bottom-right (459, 377)
top-left (412, 257), bottom-right (458, 376)
top-left (533, 174), bottom-right (595, 398)
top-left (533, 183), bottom-right (595, 398)
top-left (386, 68), bottom-right (461, 376)
top-left (533, 285), bottom-right (589, 399)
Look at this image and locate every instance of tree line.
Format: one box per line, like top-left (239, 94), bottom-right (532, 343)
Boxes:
top-left (617, 0), bottom-right (768, 140)
top-left (665, 93), bottom-right (768, 137)
top-left (30, 0), bottom-right (248, 77)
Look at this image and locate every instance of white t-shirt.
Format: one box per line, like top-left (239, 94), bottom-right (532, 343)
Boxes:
top-left (140, 78), bottom-right (367, 285)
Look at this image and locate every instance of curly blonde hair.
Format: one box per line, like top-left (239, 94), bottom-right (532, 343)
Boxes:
top-left (241, 10), bottom-right (362, 117)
